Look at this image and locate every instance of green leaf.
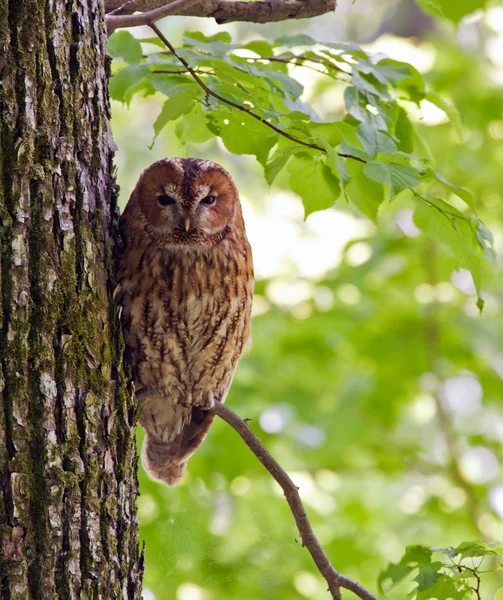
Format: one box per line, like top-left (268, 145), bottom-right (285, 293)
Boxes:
top-left (363, 161), bottom-right (419, 199)
top-left (150, 75), bottom-right (195, 97)
top-left (379, 59), bottom-right (425, 103)
top-left (454, 541), bottom-right (503, 558)
top-left (473, 219), bottom-right (496, 263)
top-left (264, 155), bottom-right (291, 186)
top-left (416, 0), bottom-right (486, 22)
top-left (316, 136), bottom-right (351, 188)
top-left (356, 124), bottom-right (397, 158)
top-left (416, 574), bottom-right (464, 600)
top-left (275, 34), bottom-right (318, 47)
top-left (327, 151), bottom-right (351, 188)
top-left (415, 561), bottom-right (443, 591)
top-left (243, 40), bottom-right (275, 57)
top-left (344, 87), bottom-right (370, 124)
top-left (426, 196), bottom-right (467, 220)
top-left (109, 64), bottom-right (150, 104)
top-left (345, 161), bottom-right (384, 222)
top-left (137, 36), bottom-right (166, 49)
top-left (183, 31), bottom-right (235, 55)
top-left (108, 31), bottom-right (143, 63)
top-left (432, 547), bottom-right (458, 558)
top-left (378, 562), bottom-right (414, 593)
top-left (426, 89), bottom-right (463, 141)
top-left (288, 154), bottom-right (341, 217)
top-left (413, 201), bottom-right (485, 303)
top-left (403, 545), bottom-right (433, 565)
top-left (495, 588), bottom-right (503, 600)
top-left (427, 169), bottom-right (475, 211)
top-left (415, 0), bottom-right (444, 17)
top-left (175, 104), bottom-right (213, 144)
top-left (440, 0), bottom-right (487, 23)
top-left (414, 201), bottom-right (463, 257)
top-left (208, 112), bottom-right (278, 166)
top-left (152, 88), bottom-right (202, 141)
top-left (394, 107), bottom-right (415, 153)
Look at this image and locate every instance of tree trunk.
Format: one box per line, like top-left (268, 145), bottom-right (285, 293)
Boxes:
top-left (0, 1), bottom-right (143, 598)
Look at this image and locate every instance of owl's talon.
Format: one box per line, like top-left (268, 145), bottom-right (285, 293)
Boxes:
top-left (178, 398), bottom-right (193, 409)
top-left (193, 392), bottom-right (215, 411)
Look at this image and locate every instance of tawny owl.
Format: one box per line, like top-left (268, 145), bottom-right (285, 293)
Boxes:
top-left (116, 157), bottom-right (254, 486)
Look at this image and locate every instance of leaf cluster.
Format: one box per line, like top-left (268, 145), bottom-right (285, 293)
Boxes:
top-left (379, 542), bottom-right (503, 599)
top-left (108, 29), bottom-right (494, 307)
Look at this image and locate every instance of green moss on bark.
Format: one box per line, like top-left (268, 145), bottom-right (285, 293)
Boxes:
top-left (0, 1), bottom-right (143, 598)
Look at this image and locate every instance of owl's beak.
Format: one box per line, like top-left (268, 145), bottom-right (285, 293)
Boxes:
top-left (184, 217), bottom-right (191, 231)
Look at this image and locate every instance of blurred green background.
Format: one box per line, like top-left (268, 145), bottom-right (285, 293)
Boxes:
top-left (110, 1), bottom-right (503, 597)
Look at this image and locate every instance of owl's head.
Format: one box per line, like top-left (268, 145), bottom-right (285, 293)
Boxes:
top-left (127, 157), bottom-right (242, 248)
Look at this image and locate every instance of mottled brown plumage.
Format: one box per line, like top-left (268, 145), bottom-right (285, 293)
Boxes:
top-left (116, 158), bottom-right (254, 485)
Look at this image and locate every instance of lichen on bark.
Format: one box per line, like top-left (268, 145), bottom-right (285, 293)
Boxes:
top-left (0, 1), bottom-right (143, 598)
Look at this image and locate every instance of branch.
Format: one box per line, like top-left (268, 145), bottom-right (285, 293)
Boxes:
top-left (105, 0), bottom-right (336, 27)
top-left (210, 401), bottom-right (379, 600)
top-left (249, 54), bottom-right (350, 77)
top-left (107, 0), bottom-right (201, 33)
top-left (107, 0), bottom-right (137, 15)
top-left (149, 24), bottom-right (366, 163)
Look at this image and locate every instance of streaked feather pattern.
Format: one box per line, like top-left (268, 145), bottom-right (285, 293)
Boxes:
top-left (117, 158), bottom-right (253, 485)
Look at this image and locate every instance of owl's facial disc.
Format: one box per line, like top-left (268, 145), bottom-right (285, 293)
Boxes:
top-left (138, 158), bottom-right (240, 248)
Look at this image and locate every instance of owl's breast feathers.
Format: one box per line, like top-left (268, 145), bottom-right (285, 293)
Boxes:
top-left (116, 222), bottom-right (253, 484)
top-left (117, 227), bottom-right (253, 395)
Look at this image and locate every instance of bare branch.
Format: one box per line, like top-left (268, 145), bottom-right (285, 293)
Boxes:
top-left (107, 0), bottom-right (137, 15)
top-left (106, 0), bottom-right (336, 26)
top-left (107, 0), bottom-right (201, 33)
top-left (210, 401), bottom-right (379, 600)
top-left (149, 24), bottom-right (366, 163)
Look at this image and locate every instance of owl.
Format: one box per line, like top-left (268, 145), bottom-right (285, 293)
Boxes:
top-left (116, 157), bottom-right (254, 486)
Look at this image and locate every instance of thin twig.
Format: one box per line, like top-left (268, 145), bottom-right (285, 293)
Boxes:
top-left (462, 565), bottom-right (482, 600)
top-left (411, 189), bottom-right (470, 223)
top-left (107, 0), bottom-right (137, 15)
top-left (149, 24), bottom-right (366, 164)
top-left (248, 54), bottom-right (349, 77)
top-left (210, 401), bottom-right (379, 600)
top-left (152, 69), bottom-right (190, 74)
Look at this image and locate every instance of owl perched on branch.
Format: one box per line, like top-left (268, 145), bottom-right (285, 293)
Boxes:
top-left (116, 158), bottom-right (254, 486)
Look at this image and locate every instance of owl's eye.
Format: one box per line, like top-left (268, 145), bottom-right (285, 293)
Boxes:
top-left (200, 195), bottom-right (216, 206)
top-left (158, 194), bottom-right (176, 207)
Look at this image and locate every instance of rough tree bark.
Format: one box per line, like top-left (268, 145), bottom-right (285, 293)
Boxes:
top-left (0, 1), bottom-right (142, 598)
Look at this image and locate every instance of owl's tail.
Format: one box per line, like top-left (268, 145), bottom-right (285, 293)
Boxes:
top-left (142, 407), bottom-right (216, 486)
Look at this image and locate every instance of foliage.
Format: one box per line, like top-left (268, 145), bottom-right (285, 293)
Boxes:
top-left (108, 4), bottom-right (503, 600)
top-left (413, 0), bottom-right (489, 23)
top-left (380, 542), bottom-right (503, 599)
top-left (108, 27), bottom-right (494, 309)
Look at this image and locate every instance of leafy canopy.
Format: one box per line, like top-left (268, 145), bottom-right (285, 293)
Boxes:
top-left (109, 17), bottom-right (503, 600)
top-left (380, 542), bottom-right (503, 599)
top-left (109, 29), bottom-right (494, 309)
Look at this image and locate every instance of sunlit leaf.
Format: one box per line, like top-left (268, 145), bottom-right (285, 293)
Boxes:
top-left (208, 112), bottom-right (278, 165)
top-left (288, 154), bottom-right (341, 217)
top-left (356, 123), bottom-right (397, 158)
top-left (108, 31), bottom-right (143, 63)
top-left (345, 161), bottom-right (384, 222)
top-left (109, 64), bottom-right (150, 104)
top-left (363, 161), bottom-right (419, 199)
top-left (415, 561), bottom-right (443, 591)
top-left (153, 88), bottom-right (202, 141)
